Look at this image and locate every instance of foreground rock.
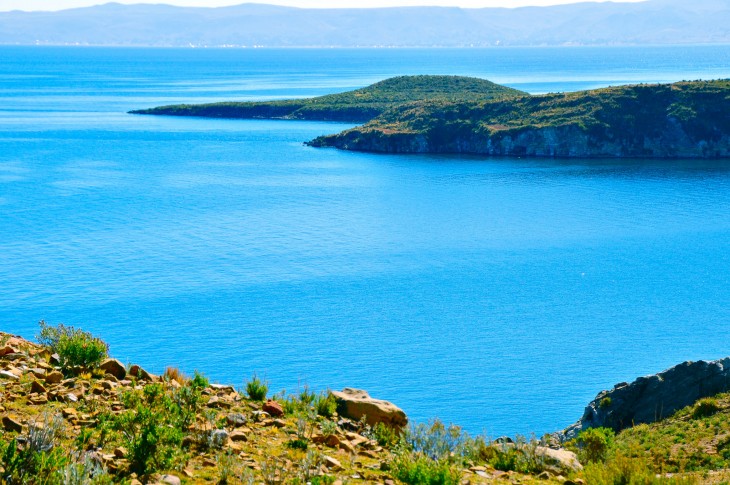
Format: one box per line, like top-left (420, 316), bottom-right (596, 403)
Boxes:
top-left (563, 357), bottom-right (730, 439)
top-left (331, 388), bottom-right (407, 428)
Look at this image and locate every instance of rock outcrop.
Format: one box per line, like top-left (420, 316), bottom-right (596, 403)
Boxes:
top-left (563, 357), bottom-right (730, 439)
top-left (331, 388), bottom-right (408, 428)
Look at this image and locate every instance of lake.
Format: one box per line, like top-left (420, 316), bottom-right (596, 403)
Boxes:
top-left (1, 45), bottom-right (730, 436)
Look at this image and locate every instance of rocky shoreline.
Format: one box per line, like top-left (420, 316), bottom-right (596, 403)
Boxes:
top-left (3, 328), bottom-right (730, 484)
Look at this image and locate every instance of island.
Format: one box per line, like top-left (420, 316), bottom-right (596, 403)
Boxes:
top-left (133, 76), bottom-right (730, 158)
top-left (130, 75), bottom-right (527, 123)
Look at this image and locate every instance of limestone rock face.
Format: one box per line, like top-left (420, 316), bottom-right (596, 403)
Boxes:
top-left (99, 359), bottom-right (126, 380)
top-left (563, 357), bottom-right (730, 439)
top-left (331, 388), bottom-right (407, 428)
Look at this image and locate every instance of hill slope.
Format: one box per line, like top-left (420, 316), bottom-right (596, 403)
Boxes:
top-left (130, 75), bottom-right (528, 123)
top-left (1, 0), bottom-right (729, 47)
top-left (309, 80), bottom-right (730, 158)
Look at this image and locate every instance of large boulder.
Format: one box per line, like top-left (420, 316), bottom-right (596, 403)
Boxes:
top-left (331, 388), bottom-right (407, 428)
top-left (99, 358), bottom-right (126, 380)
top-left (563, 357), bottom-right (730, 439)
top-left (535, 446), bottom-right (582, 472)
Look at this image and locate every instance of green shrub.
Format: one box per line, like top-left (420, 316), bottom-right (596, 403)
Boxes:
top-left (600, 397), bottom-right (613, 409)
top-left (286, 438), bottom-right (309, 450)
top-left (584, 450), bottom-right (698, 484)
top-left (390, 453), bottom-right (461, 485)
top-left (577, 427), bottom-right (615, 463)
top-left (191, 370), bottom-right (210, 389)
top-left (314, 391), bottom-right (337, 418)
top-left (115, 384), bottom-right (186, 475)
top-left (37, 320), bottom-right (108, 370)
top-left (692, 397), bottom-right (720, 419)
top-left (407, 420), bottom-right (464, 461)
top-left (367, 422), bottom-right (402, 448)
top-left (245, 374), bottom-right (268, 401)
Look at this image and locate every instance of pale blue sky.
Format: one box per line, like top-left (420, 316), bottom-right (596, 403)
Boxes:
top-left (0, 0), bottom-right (646, 12)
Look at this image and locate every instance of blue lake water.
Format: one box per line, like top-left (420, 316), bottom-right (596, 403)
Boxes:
top-left (2, 45), bottom-right (730, 436)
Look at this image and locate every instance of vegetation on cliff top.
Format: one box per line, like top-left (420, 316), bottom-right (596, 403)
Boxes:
top-left (308, 79), bottom-right (730, 157)
top-left (129, 76), bottom-right (528, 123)
top-left (4, 324), bottom-right (730, 484)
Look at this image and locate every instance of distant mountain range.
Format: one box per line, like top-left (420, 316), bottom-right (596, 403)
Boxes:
top-left (1, 0), bottom-right (729, 47)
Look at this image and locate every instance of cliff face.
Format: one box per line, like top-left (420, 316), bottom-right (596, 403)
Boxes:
top-left (562, 358), bottom-right (730, 440)
top-left (309, 80), bottom-right (730, 158)
top-left (310, 123), bottom-right (730, 158)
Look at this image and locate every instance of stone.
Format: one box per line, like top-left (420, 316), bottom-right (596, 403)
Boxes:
top-left (209, 429), bottom-right (229, 448)
top-left (226, 412), bottom-right (247, 427)
top-left (128, 364), bottom-right (154, 381)
top-left (339, 440), bottom-right (356, 454)
top-left (262, 399), bottom-right (284, 417)
top-left (29, 395), bottom-right (49, 405)
top-left (323, 455), bottom-right (342, 471)
top-left (273, 418), bottom-right (287, 428)
top-left (563, 357), bottom-right (730, 439)
top-left (252, 410), bottom-right (270, 421)
top-left (229, 430), bottom-right (248, 442)
top-left (30, 368), bottom-right (46, 379)
top-left (0, 345), bottom-right (18, 357)
top-left (210, 383), bottom-right (236, 393)
top-left (346, 432), bottom-right (368, 446)
top-left (61, 407), bottom-right (78, 419)
top-left (534, 447), bottom-right (583, 473)
top-left (325, 434), bottom-right (340, 447)
top-left (2, 415), bottom-right (23, 432)
top-left (130, 480), bottom-right (143, 485)
top-left (30, 381), bottom-right (48, 394)
top-left (45, 370), bottom-right (63, 384)
top-left (0, 370), bottom-right (19, 380)
top-left (331, 388), bottom-right (407, 428)
top-left (99, 359), bottom-right (126, 380)
top-left (160, 474), bottom-right (181, 485)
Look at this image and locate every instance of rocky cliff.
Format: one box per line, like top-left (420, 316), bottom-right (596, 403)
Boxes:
top-left (562, 357), bottom-right (730, 440)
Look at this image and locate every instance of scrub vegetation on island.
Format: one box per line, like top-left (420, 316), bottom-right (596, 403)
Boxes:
top-left (134, 76), bottom-right (730, 159)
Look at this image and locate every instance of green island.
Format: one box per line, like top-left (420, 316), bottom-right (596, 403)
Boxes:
top-left (129, 76), bottom-right (526, 123)
top-left (4, 324), bottom-right (730, 484)
top-left (133, 76), bottom-right (730, 159)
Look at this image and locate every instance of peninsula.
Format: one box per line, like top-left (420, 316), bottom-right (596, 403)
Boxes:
top-left (133, 76), bottom-right (730, 159)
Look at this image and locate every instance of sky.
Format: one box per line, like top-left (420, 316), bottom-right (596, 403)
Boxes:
top-left (0, 0), bottom-right (647, 12)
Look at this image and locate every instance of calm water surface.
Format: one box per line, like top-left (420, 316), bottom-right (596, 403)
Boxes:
top-left (2, 46), bottom-right (730, 435)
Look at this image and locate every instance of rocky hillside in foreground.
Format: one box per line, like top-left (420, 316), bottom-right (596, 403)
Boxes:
top-left (5, 325), bottom-right (730, 484)
top-left (130, 76), bottom-right (527, 123)
top-left (309, 80), bottom-right (730, 158)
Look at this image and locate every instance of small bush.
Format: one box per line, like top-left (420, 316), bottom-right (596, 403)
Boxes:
top-left (163, 366), bottom-right (189, 384)
top-left (692, 397), bottom-right (720, 419)
top-left (314, 391), bottom-right (337, 418)
top-left (577, 427), bottom-right (615, 463)
top-left (367, 422), bottom-right (402, 448)
top-left (584, 450), bottom-right (698, 485)
top-left (600, 397), bottom-right (613, 409)
top-left (285, 438), bottom-right (308, 450)
top-left (390, 453), bottom-right (461, 485)
top-left (246, 374), bottom-right (268, 401)
top-left (37, 321), bottom-right (108, 370)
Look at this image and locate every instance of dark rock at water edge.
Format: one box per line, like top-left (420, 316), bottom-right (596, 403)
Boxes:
top-left (563, 357), bottom-right (730, 439)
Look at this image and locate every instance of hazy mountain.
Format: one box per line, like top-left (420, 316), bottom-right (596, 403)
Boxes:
top-left (1, 0), bottom-right (728, 47)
